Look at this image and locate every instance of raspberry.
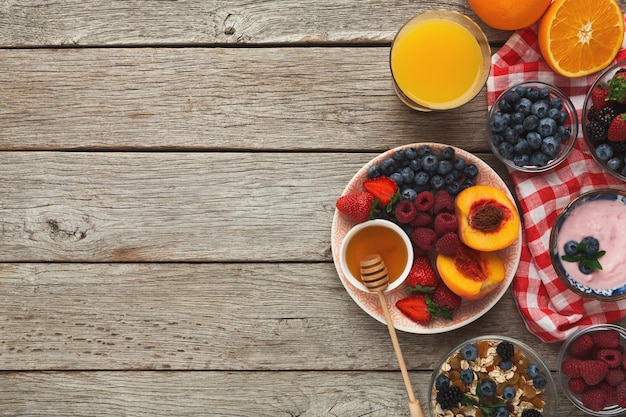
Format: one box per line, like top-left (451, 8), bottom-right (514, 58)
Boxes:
top-left (434, 189), bottom-right (454, 213)
top-left (434, 212), bottom-right (458, 236)
top-left (561, 357), bottom-right (582, 378)
top-left (617, 381), bottom-right (626, 407)
top-left (606, 369), bottom-right (625, 386)
top-left (601, 382), bottom-right (618, 406)
top-left (592, 329), bottom-right (620, 349)
top-left (394, 200), bottom-right (417, 224)
top-left (598, 349), bottom-right (622, 368)
top-left (409, 211), bottom-right (433, 228)
top-left (568, 377), bottom-right (589, 395)
top-left (414, 191), bottom-right (435, 212)
top-left (570, 334), bottom-right (594, 358)
top-left (580, 360), bottom-right (609, 386)
top-left (435, 232), bottom-right (460, 256)
top-left (582, 388), bottom-right (608, 411)
top-left (411, 227), bottom-right (437, 251)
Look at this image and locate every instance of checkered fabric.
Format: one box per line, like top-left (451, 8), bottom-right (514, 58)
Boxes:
top-left (487, 20), bottom-right (626, 343)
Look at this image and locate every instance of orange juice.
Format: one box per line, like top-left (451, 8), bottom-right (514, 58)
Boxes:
top-left (344, 224), bottom-right (409, 286)
top-left (390, 11), bottom-right (490, 110)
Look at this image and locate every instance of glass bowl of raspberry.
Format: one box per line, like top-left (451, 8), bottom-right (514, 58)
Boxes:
top-left (430, 335), bottom-right (557, 417)
top-left (487, 81), bottom-right (578, 172)
top-left (583, 60), bottom-right (626, 181)
top-left (558, 324), bottom-right (626, 415)
top-left (549, 189), bottom-right (626, 301)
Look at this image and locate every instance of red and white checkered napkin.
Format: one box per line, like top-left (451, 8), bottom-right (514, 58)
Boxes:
top-left (487, 20), bottom-right (626, 343)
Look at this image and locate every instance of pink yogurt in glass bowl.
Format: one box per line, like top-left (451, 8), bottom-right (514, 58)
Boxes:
top-left (549, 189), bottom-right (626, 301)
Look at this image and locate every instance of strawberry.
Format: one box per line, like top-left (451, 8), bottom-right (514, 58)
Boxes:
top-left (607, 113), bottom-right (626, 142)
top-left (591, 83), bottom-right (610, 110)
top-left (579, 359), bottom-right (609, 386)
top-left (431, 284), bottom-right (462, 317)
top-left (396, 294), bottom-right (431, 324)
top-left (363, 177), bottom-right (398, 206)
top-left (405, 256), bottom-right (439, 292)
top-left (335, 191), bottom-right (376, 223)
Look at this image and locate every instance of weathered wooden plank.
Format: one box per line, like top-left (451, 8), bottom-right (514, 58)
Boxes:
top-left (0, 152), bottom-right (510, 263)
top-left (1, 262), bottom-right (601, 371)
top-left (0, 1), bottom-right (515, 47)
top-left (0, 47), bottom-right (493, 151)
top-left (0, 370), bottom-right (588, 417)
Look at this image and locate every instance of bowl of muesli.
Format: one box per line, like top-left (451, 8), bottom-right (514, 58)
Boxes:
top-left (430, 335), bottom-right (557, 417)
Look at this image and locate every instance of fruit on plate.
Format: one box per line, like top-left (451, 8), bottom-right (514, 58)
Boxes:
top-left (468, 0), bottom-right (550, 30)
top-left (455, 185), bottom-right (520, 252)
top-left (436, 244), bottom-right (506, 300)
top-left (538, 0), bottom-right (624, 78)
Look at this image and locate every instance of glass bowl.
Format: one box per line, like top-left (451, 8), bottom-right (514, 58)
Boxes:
top-left (558, 324), bottom-right (626, 415)
top-left (488, 81), bottom-right (578, 172)
top-left (430, 335), bottom-right (557, 417)
top-left (549, 189), bottom-right (626, 301)
top-left (582, 60), bottom-right (626, 181)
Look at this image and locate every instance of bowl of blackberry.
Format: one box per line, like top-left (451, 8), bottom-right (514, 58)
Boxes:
top-left (430, 335), bottom-right (557, 417)
top-left (488, 81), bottom-right (578, 172)
top-left (583, 60), bottom-right (626, 181)
top-left (558, 324), bottom-right (626, 415)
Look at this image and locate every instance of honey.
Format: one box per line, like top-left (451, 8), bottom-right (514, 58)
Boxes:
top-left (344, 224), bottom-right (409, 286)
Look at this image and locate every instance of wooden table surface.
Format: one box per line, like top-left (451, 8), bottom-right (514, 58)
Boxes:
top-left (2, 2), bottom-right (626, 416)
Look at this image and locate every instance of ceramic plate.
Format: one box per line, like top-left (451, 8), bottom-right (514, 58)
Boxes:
top-left (331, 143), bottom-right (522, 334)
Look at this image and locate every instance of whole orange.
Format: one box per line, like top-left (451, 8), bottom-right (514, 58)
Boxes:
top-left (468, 0), bottom-right (552, 30)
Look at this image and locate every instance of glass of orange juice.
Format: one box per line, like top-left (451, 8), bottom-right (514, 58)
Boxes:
top-left (390, 10), bottom-right (491, 111)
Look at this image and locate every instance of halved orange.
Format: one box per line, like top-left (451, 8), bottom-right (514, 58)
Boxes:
top-left (538, 0), bottom-right (624, 78)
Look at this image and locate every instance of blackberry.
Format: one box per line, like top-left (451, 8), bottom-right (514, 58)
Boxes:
top-left (599, 106), bottom-right (617, 128)
top-left (436, 385), bottom-right (463, 409)
top-left (587, 121), bottom-right (607, 142)
top-left (496, 341), bottom-right (515, 361)
top-left (521, 410), bottom-right (542, 417)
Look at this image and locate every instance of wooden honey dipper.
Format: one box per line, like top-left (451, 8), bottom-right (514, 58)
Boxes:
top-left (360, 254), bottom-right (425, 417)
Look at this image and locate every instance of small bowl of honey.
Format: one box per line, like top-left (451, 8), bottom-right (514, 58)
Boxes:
top-left (339, 219), bottom-right (414, 292)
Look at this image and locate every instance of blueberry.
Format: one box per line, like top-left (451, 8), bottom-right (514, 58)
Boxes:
top-left (444, 172), bottom-right (456, 185)
top-left (557, 110), bottom-right (569, 124)
top-left (581, 236), bottom-right (600, 254)
top-left (498, 99), bottom-right (513, 113)
top-left (530, 151), bottom-right (550, 166)
top-left (550, 97), bottom-right (563, 110)
top-left (479, 379), bottom-right (497, 397)
top-left (416, 145), bottom-right (432, 156)
top-left (464, 164), bottom-right (479, 178)
top-left (442, 146), bottom-right (455, 160)
top-left (579, 262), bottom-right (594, 275)
top-left (367, 165), bottom-right (381, 178)
top-left (435, 374), bottom-right (450, 390)
top-left (533, 375), bottom-right (547, 390)
top-left (491, 133), bottom-right (505, 146)
top-left (539, 87), bottom-right (551, 99)
top-left (502, 386), bottom-right (516, 401)
top-left (430, 175), bottom-right (445, 190)
top-left (564, 240), bottom-right (579, 255)
top-left (421, 154), bottom-right (439, 173)
top-left (405, 148), bottom-right (418, 160)
top-left (526, 131), bottom-right (543, 149)
top-left (505, 89), bottom-right (521, 104)
top-left (531, 100), bottom-right (550, 118)
top-left (461, 344), bottom-right (478, 361)
top-left (607, 157), bottom-right (622, 170)
top-left (556, 125), bottom-right (571, 141)
top-left (400, 167), bottom-right (415, 184)
top-left (515, 98), bottom-right (533, 115)
top-left (512, 112), bottom-right (525, 124)
top-left (595, 143), bottom-right (614, 161)
top-left (523, 114), bottom-right (539, 131)
top-left (538, 117), bottom-right (557, 137)
top-left (490, 112), bottom-right (510, 133)
top-left (437, 160), bottom-right (454, 175)
top-left (390, 172), bottom-right (404, 185)
top-left (381, 158), bottom-right (397, 175)
top-left (393, 150), bottom-right (405, 162)
top-left (541, 136), bottom-right (560, 158)
top-left (460, 369), bottom-right (474, 384)
top-left (526, 364), bottom-right (540, 378)
top-left (494, 406), bottom-right (510, 417)
top-left (514, 139), bottom-right (530, 154)
top-left (446, 182), bottom-right (461, 196)
top-left (548, 107), bottom-right (561, 121)
top-left (515, 86), bottom-right (529, 97)
top-left (527, 87), bottom-right (540, 101)
top-left (513, 123), bottom-right (525, 135)
top-left (414, 171), bottom-right (429, 186)
top-left (401, 187), bottom-right (418, 201)
top-left (503, 127), bottom-right (519, 144)
top-left (499, 360), bottom-right (513, 371)
top-left (513, 153), bottom-right (530, 167)
top-left (453, 158), bottom-right (466, 171)
top-left (408, 159), bottom-right (421, 172)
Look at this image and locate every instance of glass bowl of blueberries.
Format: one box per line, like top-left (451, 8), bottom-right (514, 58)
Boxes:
top-left (430, 335), bottom-right (557, 417)
top-left (549, 188), bottom-right (626, 301)
top-left (583, 60), bottom-right (626, 181)
top-left (488, 81), bottom-right (578, 172)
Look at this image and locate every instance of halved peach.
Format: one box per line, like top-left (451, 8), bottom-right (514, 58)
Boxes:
top-left (436, 245), bottom-right (505, 300)
top-left (455, 185), bottom-right (520, 252)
